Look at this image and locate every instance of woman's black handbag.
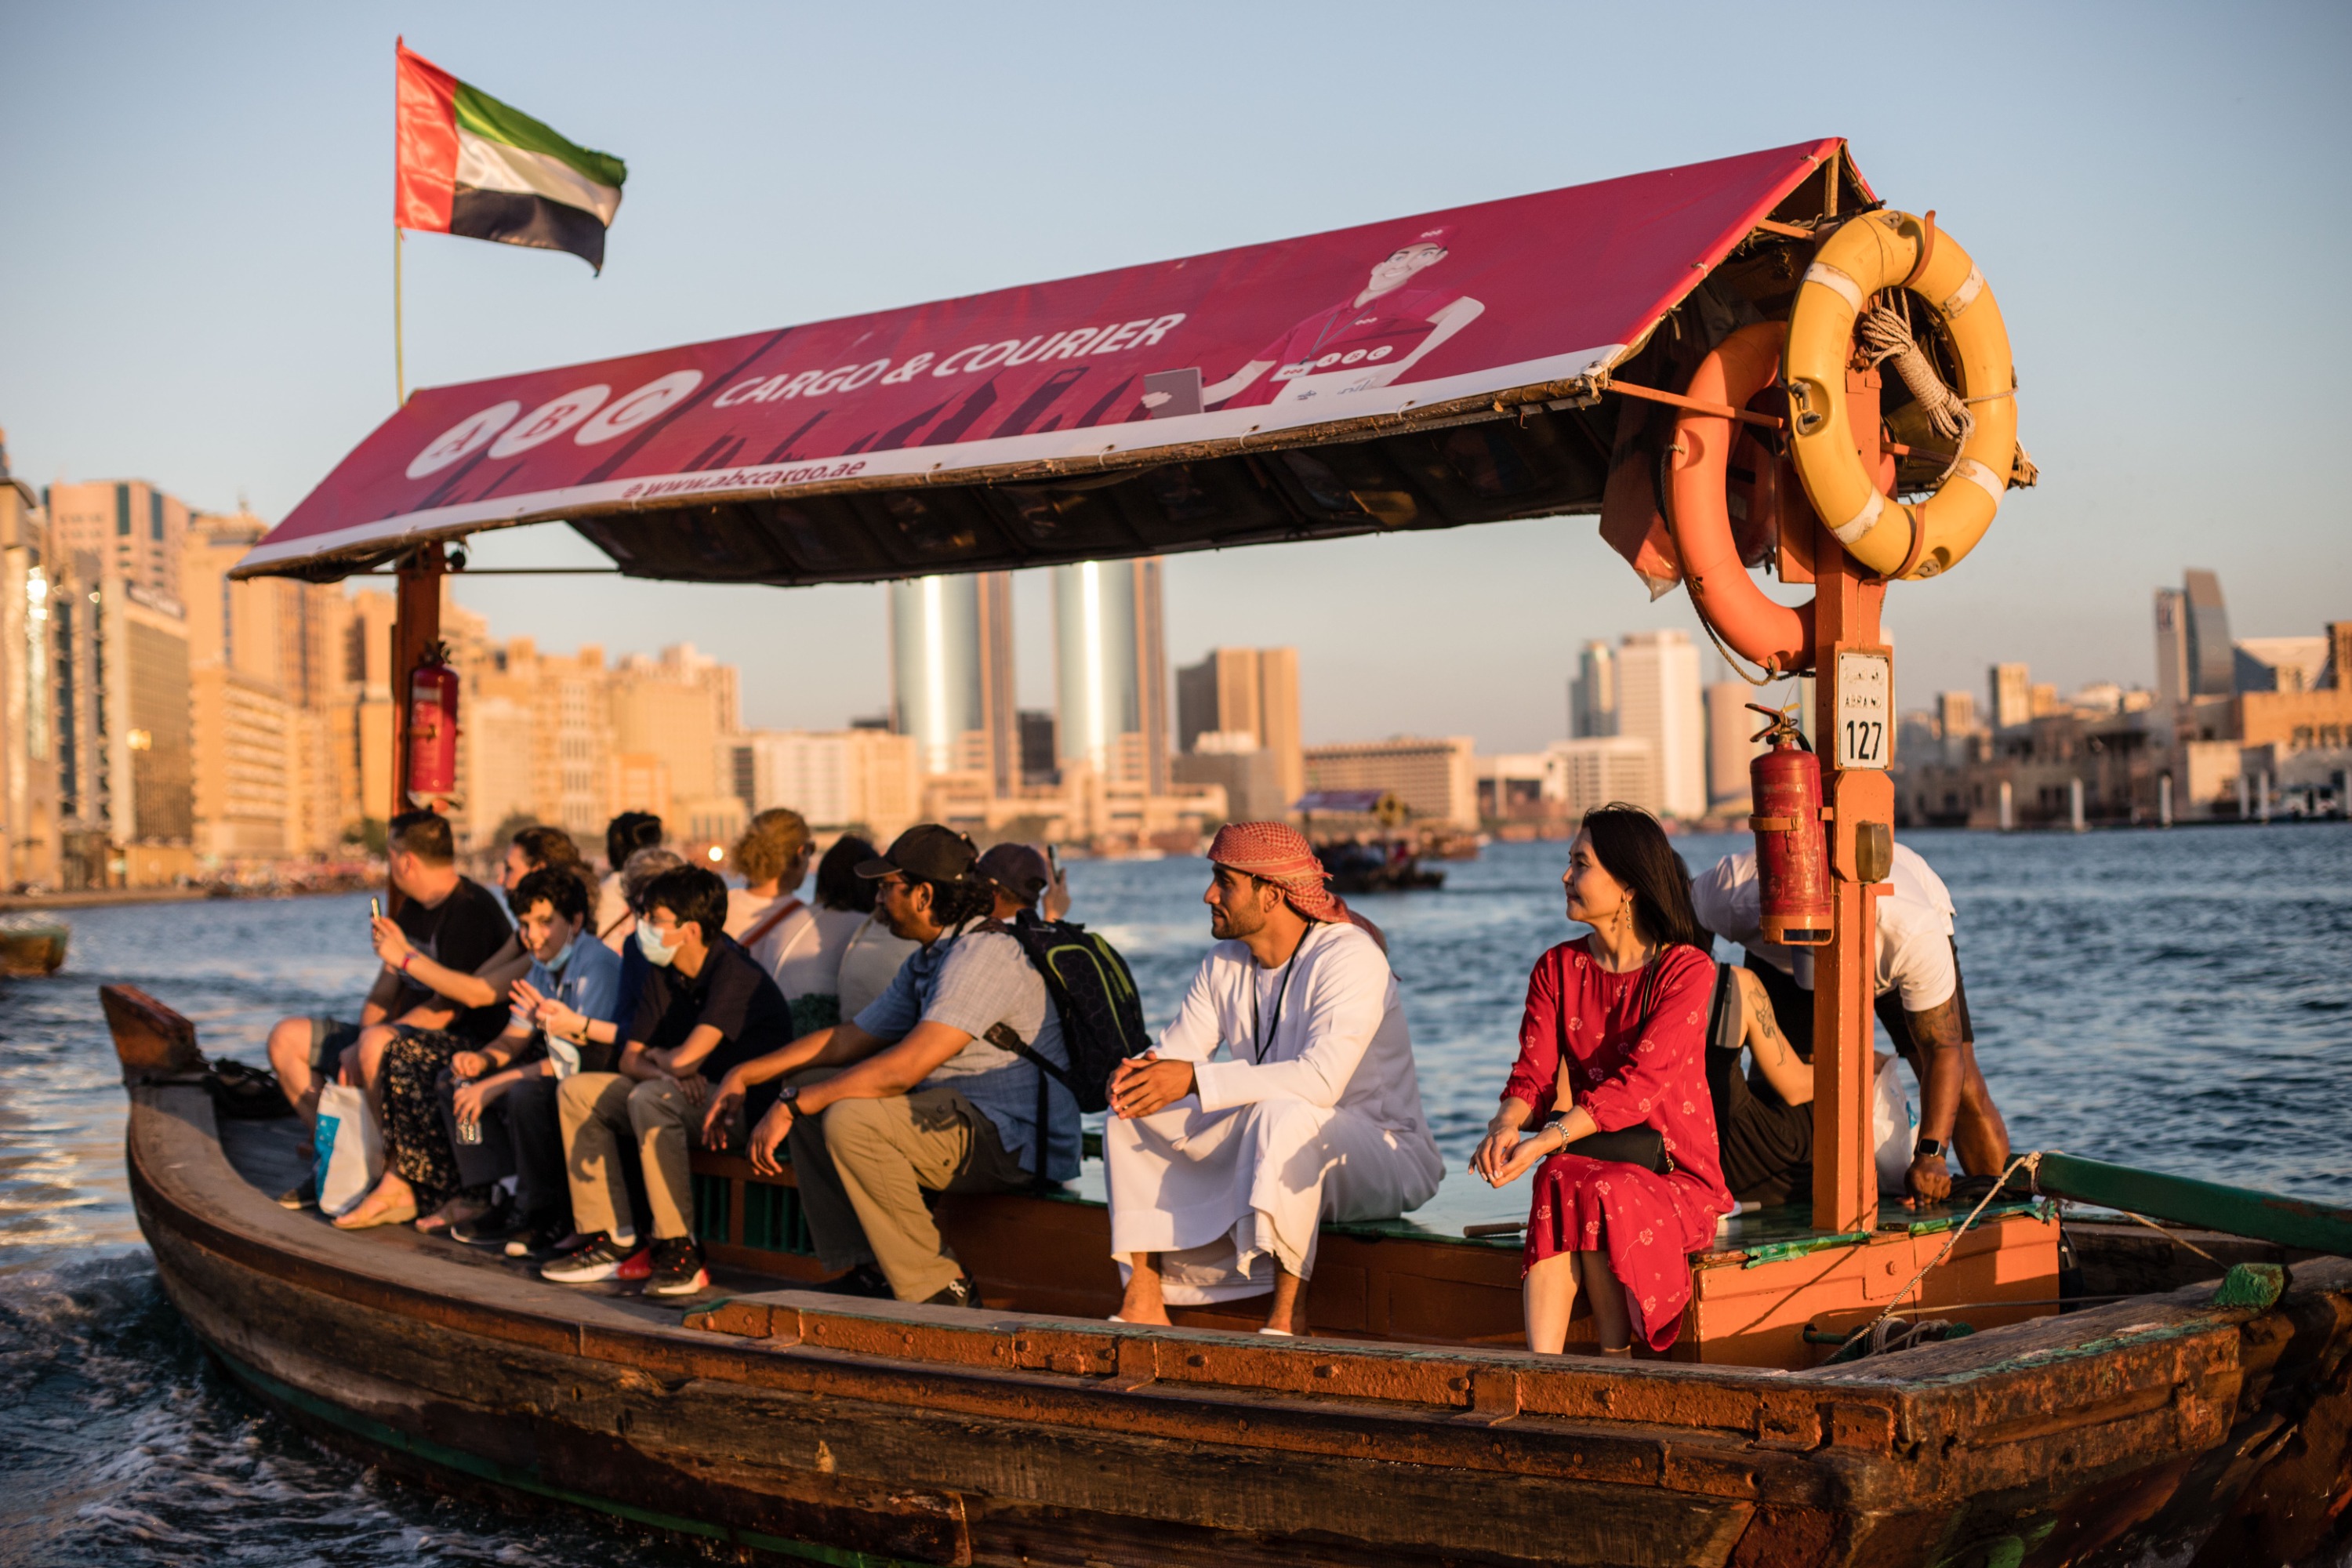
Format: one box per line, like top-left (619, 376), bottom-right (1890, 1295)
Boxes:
top-left (1559, 1125), bottom-right (1673, 1174)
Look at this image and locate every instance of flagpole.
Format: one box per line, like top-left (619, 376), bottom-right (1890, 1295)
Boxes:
top-left (394, 224), bottom-right (406, 405)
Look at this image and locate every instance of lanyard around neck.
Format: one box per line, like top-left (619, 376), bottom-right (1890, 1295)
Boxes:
top-left (1249, 931), bottom-right (1311, 1065)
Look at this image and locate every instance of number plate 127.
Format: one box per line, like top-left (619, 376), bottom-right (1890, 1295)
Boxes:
top-left (1835, 650), bottom-right (1891, 771)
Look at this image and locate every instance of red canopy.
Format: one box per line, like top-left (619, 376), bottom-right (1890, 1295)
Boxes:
top-left (238, 139), bottom-right (1865, 582)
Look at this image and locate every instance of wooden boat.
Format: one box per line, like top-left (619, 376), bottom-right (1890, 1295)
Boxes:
top-left (186, 139), bottom-right (2352, 1563)
top-left (0, 910), bottom-right (71, 975)
top-left (111, 983), bottom-right (2352, 1566)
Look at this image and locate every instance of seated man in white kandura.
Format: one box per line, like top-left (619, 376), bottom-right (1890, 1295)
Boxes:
top-left (1105, 822), bottom-right (1443, 1336)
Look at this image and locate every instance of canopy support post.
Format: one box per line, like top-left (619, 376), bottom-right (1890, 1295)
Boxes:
top-left (387, 543), bottom-right (448, 827)
top-left (1809, 368), bottom-right (1893, 1236)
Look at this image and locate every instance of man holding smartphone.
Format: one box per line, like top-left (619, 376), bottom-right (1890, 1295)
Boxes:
top-left (263, 811), bottom-right (511, 1207)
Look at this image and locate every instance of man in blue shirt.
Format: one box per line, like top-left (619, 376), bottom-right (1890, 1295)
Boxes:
top-left (705, 825), bottom-right (1080, 1307)
top-left (438, 866), bottom-right (624, 1251)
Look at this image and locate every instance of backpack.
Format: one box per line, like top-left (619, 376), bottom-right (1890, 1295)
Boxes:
top-left (980, 911), bottom-right (1148, 1142)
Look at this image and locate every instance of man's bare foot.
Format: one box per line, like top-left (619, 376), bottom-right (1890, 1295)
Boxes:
top-left (1116, 1253), bottom-right (1171, 1324)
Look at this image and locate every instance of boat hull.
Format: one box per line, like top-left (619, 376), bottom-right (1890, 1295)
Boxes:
top-left (125, 1083), bottom-right (2352, 1567)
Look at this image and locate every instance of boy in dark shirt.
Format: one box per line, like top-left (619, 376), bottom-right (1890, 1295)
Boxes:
top-left (546, 866), bottom-right (792, 1298)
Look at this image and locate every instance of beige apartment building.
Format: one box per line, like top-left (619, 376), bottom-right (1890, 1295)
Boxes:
top-left (1303, 736), bottom-right (1479, 829)
top-left (182, 512), bottom-right (346, 859)
top-left (45, 479), bottom-right (189, 605)
top-left (441, 631), bottom-right (753, 855)
top-left (729, 728), bottom-right (922, 844)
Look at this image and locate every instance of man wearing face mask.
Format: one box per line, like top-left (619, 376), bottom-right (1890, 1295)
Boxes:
top-left (428, 867), bottom-right (623, 1254)
top-left (546, 865), bottom-right (794, 1298)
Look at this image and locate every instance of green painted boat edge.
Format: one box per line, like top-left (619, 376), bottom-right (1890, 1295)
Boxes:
top-left (213, 1347), bottom-right (926, 1568)
top-left (2034, 1152), bottom-right (2352, 1257)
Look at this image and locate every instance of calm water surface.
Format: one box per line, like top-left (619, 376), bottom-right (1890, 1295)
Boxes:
top-left (2, 826), bottom-right (2347, 1562)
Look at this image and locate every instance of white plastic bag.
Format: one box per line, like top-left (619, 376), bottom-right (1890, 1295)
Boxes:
top-left (314, 1083), bottom-right (383, 1218)
top-left (1871, 1053), bottom-right (1918, 1194)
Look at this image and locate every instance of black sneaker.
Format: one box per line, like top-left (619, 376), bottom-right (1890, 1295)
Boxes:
top-left (813, 1262), bottom-right (895, 1299)
top-left (501, 1210), bottom-right (572, 1258)
top-left (540, 1233), bottom-right (646, 1284)
top-left (923, 1273), bottom-right (978, 1308)
top-left (276, 1176), bottom-right (318, 1210)
top-left (644, 1237), bottom-right (709, 1298)
top-left (450, 1196), bottom-right (521, 1247)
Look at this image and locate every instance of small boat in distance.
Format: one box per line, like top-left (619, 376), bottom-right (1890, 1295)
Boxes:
top-left (0, 911), bottom-right (70, 976)
top-left (1298, 791), bottom-right (1450, 894)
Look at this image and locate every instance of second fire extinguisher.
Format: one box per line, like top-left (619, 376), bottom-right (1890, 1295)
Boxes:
top-left (1746, 702), bottom-right (1831, 946)
top-left (406, 644), bottom-right (460, 799)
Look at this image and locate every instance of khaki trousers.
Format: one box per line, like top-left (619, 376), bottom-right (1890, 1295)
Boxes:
top-left (786, 1069), bottom-right (1031, 1302)
top-left (558, 1073), bottom-right (743, 1243)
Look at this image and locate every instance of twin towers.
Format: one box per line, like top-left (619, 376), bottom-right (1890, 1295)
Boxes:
top-left (887, 561), bottom-right (1169, 800)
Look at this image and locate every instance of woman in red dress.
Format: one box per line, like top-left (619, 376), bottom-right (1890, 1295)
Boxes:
top-left (1472, 805), bottom-right (1731, 1355)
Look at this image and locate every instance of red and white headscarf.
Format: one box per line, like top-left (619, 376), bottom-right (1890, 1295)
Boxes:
top-left (1207, 822), bottom-right (1388, 952)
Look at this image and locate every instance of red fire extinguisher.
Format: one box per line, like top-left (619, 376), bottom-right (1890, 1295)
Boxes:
top-left (1746, 702), bottom-right (1831, 946)
top-left (406, 644), bottom-right (460, 799)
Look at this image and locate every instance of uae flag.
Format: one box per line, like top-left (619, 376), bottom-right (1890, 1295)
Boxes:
top-left (394, 42), bottom-right (626, 272)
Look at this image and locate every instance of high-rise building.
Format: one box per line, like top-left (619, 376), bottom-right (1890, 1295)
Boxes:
top-left (2154, 587), bottom-right (2190, 708)
top-left (2182, 569), bottom-right (2233, 698)
top-left (1570, 639), bottom-right (1617, 738)
top-left (1302, 736), bottom-right (1479, 828)
top-left (1988, 662), bottom-right (2033, 731)
top-left (1174, 646), bottom-right (1302, 811)
top-left (888, 571), bottom-right (1017, 792)
top-left (52, 546), bottom-right (193, 884)
top-left (0, 437), bottom-right (58, 888)
top-left (43, 480), bottom-right (189, 605)
top-left (1703, 681), bottom-right (1760, 812)
top-left (1053, 558), bottom-right (1168, 793)
top-left (1615, 631), bottom-right (1705, 818)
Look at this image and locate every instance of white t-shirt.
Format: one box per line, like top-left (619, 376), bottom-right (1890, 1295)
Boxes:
top-left (1690, 843), bottom-right (1958, 1013)
top-left (837, 911), bottom-right (921, 1023)
top-left (724, 887), bottom-right (774, 939)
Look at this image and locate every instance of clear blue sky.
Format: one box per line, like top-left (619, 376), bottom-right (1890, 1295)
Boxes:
top-left (4, 2), bottom-right (2346, 749)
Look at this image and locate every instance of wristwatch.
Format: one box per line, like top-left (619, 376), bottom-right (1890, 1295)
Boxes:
top-left (778, 1083), bottom-right (800, 1110)
top-left (1914, 1137), bottom-right (1945, 1160)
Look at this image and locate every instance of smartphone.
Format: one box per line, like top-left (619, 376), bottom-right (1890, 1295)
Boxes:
top-left (369, 896), bottom-right (382, 921)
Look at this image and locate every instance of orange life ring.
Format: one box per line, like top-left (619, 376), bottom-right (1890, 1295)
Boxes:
top-left (1663, 321), bottom-right (1815, 675)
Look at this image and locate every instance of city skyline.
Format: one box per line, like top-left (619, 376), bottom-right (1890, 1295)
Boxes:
top-left (4, 8), bottom-right (2345, 755)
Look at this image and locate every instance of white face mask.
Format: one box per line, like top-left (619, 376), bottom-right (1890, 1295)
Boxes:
top-left (635, 918), bottom-right (680, 967)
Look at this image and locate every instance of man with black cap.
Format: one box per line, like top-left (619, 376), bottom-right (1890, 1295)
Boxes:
top-left (702, 824), bottom-right (1081, 1306)
top-left (975, 841), bottom-right (1070, 923)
